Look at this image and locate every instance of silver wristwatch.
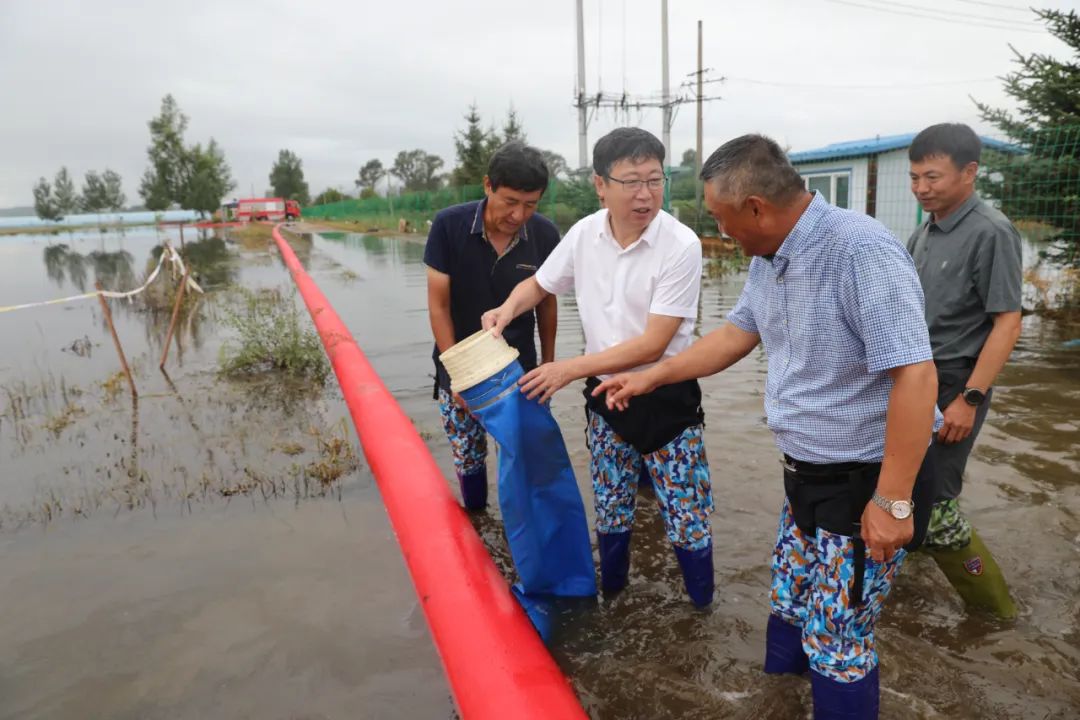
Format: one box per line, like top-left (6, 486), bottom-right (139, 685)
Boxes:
top-left (870, 492), bottom-right (913, 520)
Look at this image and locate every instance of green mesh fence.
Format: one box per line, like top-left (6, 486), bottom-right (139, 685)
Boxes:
top-left (301, 176), bottom-right (717, 235)
top-left (303, 183), bottom-right (563, 229)
top-left (978, 125), bottom-right (1080, 266)
top-left (789, 125), bottom-right (1080, 267)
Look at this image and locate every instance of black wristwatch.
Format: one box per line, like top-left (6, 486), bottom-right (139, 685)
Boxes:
top-left (962, 387), bottom-right (987, 407)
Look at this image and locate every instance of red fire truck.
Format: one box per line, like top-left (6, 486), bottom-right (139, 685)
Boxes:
top-left (235, 198), bottom-right (301, 221)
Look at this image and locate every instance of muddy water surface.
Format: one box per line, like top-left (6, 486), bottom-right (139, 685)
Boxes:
top-left (1, 228), bottom-right (1078, 719)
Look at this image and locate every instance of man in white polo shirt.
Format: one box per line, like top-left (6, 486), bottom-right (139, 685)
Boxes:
top-left (482, 127), bottom-right (713, 607)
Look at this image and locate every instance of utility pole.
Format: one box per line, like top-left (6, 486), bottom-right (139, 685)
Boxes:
top-left (574, 7), bottom-right (721, 197)
top-left (695, 20), bottom-right (704, 232)
top-left (661, 0), bottom-right (671, 168)
top-left (576, 0), bottom-right (588, 171)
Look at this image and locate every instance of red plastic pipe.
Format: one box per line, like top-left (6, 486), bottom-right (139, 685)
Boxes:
top-left (271, 225), bottom-right (588, 720)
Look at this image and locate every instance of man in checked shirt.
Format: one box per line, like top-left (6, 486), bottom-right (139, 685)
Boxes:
top-left (595, 135), bottom-right (940, 719)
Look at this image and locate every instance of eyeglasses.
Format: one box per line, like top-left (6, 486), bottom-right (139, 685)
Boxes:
top-left (605, 175), bottom-right (668, 193)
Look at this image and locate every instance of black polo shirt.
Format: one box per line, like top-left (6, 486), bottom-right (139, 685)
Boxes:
top-left (424, 198), bottom-right (561, 392)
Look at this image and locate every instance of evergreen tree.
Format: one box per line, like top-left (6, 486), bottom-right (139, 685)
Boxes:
top-left (502, 106), bottom-right (526, 144)
top-left (451, 104), bottom-right (498, 186)
top-left (102, 169), bottom-right (126, 212)
top-left (32, 178), bottom-right (61, 222)
top-left (269, 149), bottom-right (311, 205)
top-left (559, 174), bottom-right (601, 218)
top-left (484, 122), bottom-right (503, 166)
top-left (975, 8), bottom-right (1080, 264)
top-left (53, 167), bottom-right (80, 218)
top-left (81, 171), bottom-right (109, 214)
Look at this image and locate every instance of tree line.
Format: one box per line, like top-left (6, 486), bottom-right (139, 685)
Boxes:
top-left (30, 97), bottom-right (570, 221)
top-left (33, 168), bottom-right (125, 221)
top-left (30, 95), bottom-right (311, 222)
top-left (342, 104), bottom-right (570, 203)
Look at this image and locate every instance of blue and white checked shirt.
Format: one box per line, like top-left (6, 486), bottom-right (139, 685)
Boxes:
top-left (728, 193), bottom-right (937, 463)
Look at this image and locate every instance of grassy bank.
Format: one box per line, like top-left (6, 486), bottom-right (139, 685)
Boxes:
top-left (225, 222), bottom-right (277, 248)
top-left (0, 221), bottom-right (158, 237)
top-left (298, 214), bottom-right (426, 235)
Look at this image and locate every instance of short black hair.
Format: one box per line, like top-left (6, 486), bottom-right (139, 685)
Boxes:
top-left (909, 123), bottom-right (981, 168)
top-left (487, 141), bottom-right (549, 194)
top-left (700, 134), bottom-right (805, 205)
top-left (592, 127), bottom-right (665, 177)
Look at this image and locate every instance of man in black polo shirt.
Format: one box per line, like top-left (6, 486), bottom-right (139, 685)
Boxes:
top-left (907, 123), bottom-right (1023, 618)
top-left (424, 142), bottom-right (560, 509)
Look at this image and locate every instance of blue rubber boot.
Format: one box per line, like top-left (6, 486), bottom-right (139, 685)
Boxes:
top-left (457, 466), bottom-right (487, 511)
top-left (810, 666), bottom-right (880, 719)
top-left (764, 613), bottom-right (809, 675)
top-left (598, 531), bottom-right (632, 594)
top-left (674, 543), bottom-right (715, 607)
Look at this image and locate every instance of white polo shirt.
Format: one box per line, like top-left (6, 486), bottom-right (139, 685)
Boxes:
top-left (535, 208), bottom-right (702, 373)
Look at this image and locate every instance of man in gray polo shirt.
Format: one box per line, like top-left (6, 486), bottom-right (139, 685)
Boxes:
top-left (907, 123), bottom-right (1023, 618)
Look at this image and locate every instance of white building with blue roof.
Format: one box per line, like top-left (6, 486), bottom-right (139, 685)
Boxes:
top-left (788, 132), bottom-right (1015, 243)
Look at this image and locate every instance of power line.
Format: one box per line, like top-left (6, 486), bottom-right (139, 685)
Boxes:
top-left (862, 0), bottom-right (1038, 24)
top-left (946, 0), bottom-right (1033, 11)
top-left (825, 0), bottom-right (1017, 29)
top-left (824, 0), bottom-right (1046, 32)
top-left (596, 71), bottom-right (999, 100)
top-left (725, 76), bottom-right (1000, 90)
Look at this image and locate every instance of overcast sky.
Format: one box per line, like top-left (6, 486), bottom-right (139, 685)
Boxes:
top-left (0, 0), bottom-right (1074, 208)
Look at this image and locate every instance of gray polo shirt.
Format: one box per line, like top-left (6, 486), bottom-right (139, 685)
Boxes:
top-left (906, 193), bottom-right (1022, 361)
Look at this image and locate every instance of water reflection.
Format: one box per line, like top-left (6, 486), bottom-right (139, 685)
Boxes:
top-left (318, 232), bottom-right (426, 266)
top-left (40, 243), bottom-right (136, 293)
top-left (151, 236), bottom-right (237, 290)
top-left (17, 231), bottom-right (236, 394)
top-left (43, 244), bottom-right (90, 291)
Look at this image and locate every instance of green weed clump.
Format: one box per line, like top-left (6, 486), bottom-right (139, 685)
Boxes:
top-left (219, 288), bottom-right (329, 383)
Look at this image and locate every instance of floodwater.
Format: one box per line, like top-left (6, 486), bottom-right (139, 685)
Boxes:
top-left (1, 226), bottom-right (1077, 719)
top-left (0, 209), bottom-right (198, 229)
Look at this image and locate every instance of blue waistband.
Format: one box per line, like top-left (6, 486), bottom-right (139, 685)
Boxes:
top-left (459, 361), bottom-right (522, 408)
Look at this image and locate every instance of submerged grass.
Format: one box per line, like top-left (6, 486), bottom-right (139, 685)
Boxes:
top-left (101, 371), bottom-right (126, 399)
top-left (226, 222), bottom-right (275, 249)
top-left (276, 441), bottom-right (305, 456)
top-left (218, 287), bottom-right (330, 383)
top-left (43, 404), bottom-right (84, 436)
top-left (306, 428), bottom-right (360, 485)
top-left (1, 408), bottom-right (362, 530)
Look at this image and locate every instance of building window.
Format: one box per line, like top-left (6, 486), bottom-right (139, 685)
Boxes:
top-left (803, 172), bottom-right (851, 209)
